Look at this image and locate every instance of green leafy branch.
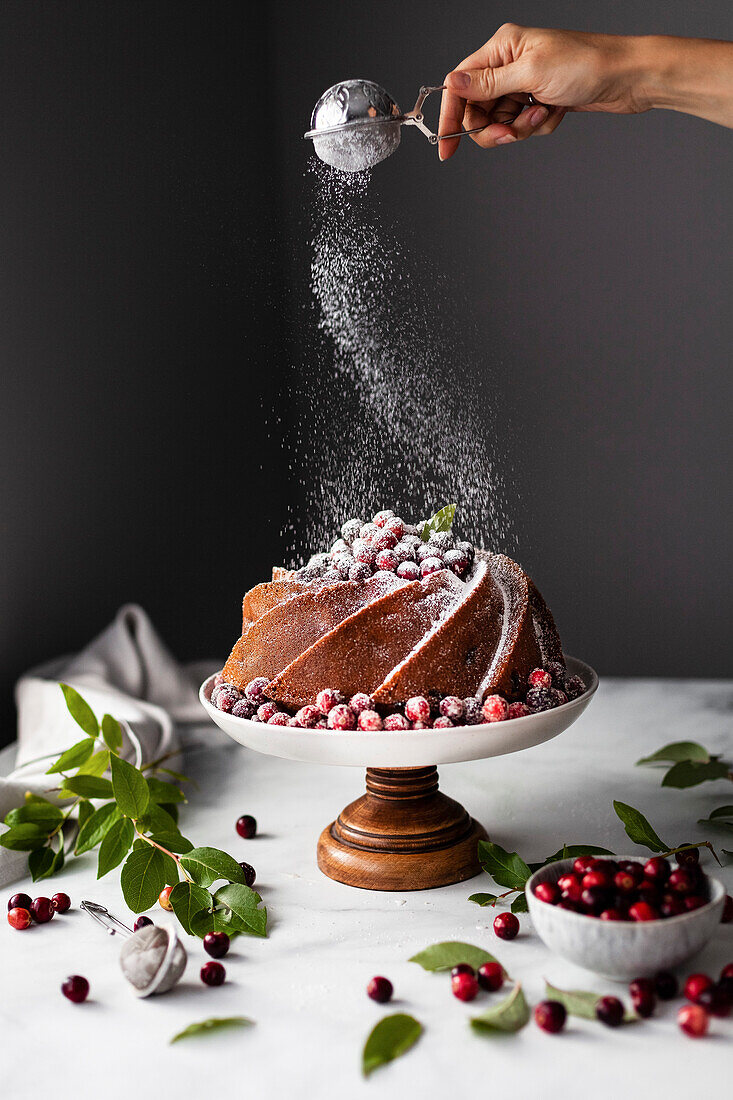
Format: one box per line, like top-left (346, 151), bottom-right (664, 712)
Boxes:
top-left (419, 503), bottom-right (456, 542)
top-left (0, 684), bottom-right (267, 940)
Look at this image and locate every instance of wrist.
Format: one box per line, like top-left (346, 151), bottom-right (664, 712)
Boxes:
top-left (628, 35), bottom-right (733, 123)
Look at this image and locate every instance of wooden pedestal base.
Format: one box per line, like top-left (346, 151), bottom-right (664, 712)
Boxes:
top-left (317, 766), bottom-right (487, 891)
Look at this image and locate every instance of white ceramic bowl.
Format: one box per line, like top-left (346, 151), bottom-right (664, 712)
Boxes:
top-left (199, 656), bottom-right (598, 768)
top-left (526, 856), bottom-right (726, 980)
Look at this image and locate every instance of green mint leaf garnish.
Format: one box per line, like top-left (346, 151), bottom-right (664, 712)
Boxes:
top-left (613, 801), bottom-right (668, 852)
top-left (419, 504), bottom-right (456, 542)
top-left (59, 683), bottom-right (99, 737)
top-left (471, 983), bottom-right (530, 1034)
top-left (408, 941), bottom-right (502, 973)
top-left (362, 1014), bottom-right (423, 1077)
top-left (170, 1017), bottom-right (254, 1045)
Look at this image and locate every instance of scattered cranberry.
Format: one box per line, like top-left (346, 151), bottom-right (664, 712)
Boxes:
top-left (596, 996), bottom-right (624, 1027)
top-left (654, 970), bottom-right (678, 999)
top-left (61, 975), bottom-right (89, 1004)
top-left (30, 897), bottom-right (54, 923)
top-left (236, 814), bottom-right (257, 839)
top-left (452, 971), bottom-right (479, 1001)
top-left (405, 697), bottom-right (430, 723)
top-left (643, 857), bottom-right (670, 884)
top-left (232, 698), bottom-right (257, 719)
top-left (528, 668), bottom-right (552, 689)
top-left (439, 696), bottom-right (464, 720)
top-left (493, 912), bottom-right (519, 940)
top-left (268, 711), bottom-right (290, 726)
top-left (629, 978), bottom-right (656, 1018)
top-left (722, 895), bottom-right (733, 923)
top-left (697, 985), bottom-right (731, 1018)
top-left (477, 962), bottom-right (504, 992)
top-left (367, 976), bottom-right (393, 1003)
top-left (383, 713), bottom-right (410, 730)
top-left (420, 556), bottom-right (444, 577)
top-left (525, 687), bottom-right (556, 712)
top-left (678, 1003), bottom-right (709, 1037)
top-left (349, 693), bottom-right (373, 714)
top-left (239, 861), bottom-right (256, 887)
top-left (7, 907), bottom-right (32, 930)
top-left (158, 886), bottom-right (174, 912)
top-left (482, 695), bottom-right (508, 722)
top-left (534, 1000), bottom-right (567, 1033)
top-left (295, 705), bottom-right (320, 728)
top-left (396, 561), bottom-right (420, 581)
top-left (134, 915), bottom-right (153, 931)
top-left (676, 846), bottom-right (700, 867)
top-left (534, 882), bottom-right (560, 905)
top-left (507, 702), bottom-right (531, 719)
top-left (451, 963), bottom-right (475, 977)
top-left (684, 973), bottom-right (714, 1004)
top-left (200, 961), bottom-right (226, 986)
top-left (244, 677), bottom-right (269, 703)
top-left (7, 893), bottom-right (32, 912)
top-left (204, 932), bottom-right (230, 959)
top-left (327, 704), bottom-right (357, 730)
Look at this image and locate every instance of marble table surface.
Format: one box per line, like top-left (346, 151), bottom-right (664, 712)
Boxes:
top-left (2, 677), bottom-right (732, 1099)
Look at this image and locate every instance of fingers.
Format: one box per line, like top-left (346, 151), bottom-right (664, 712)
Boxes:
top-left (438, 81), bottom-right (468, 161)
top-left (445, 60), bottom-right (528, 104)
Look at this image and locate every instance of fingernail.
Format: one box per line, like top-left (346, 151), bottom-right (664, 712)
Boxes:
top-left (496, 134), bottom-right (516, 145)
top-left (529, 106), bottom-right (548, 127)
top-left (448, 71), bottom-right (470, 91)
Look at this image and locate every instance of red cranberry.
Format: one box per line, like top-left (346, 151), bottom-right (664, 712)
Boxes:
top-left (7, 893), bottom-right (32, 912)
top-left (383, 713), bottom-right (410, 730)
top-left (722, 895), bottom-right (733, 923)
top-left (477, 962), bottom-right (504, 992)
top-left (684, 973), bottom-right (714, 1004)
top-left (451, 971), bottom-right (479, 1001)
top-left (493, 912), bottom-right (519, 940)
top-left (534, 882), bottom-right (560, 905)
top-left (563, 675), bottom-right (586, 699)
top-left (200, 961), bottom-right (226, 986)
top-left (654, 970), bottom-right (678, 999)
top-left (405, 696), bottom-right (430, 723)
top-left (134, 915), bottom-right (153, 931)
top-left (268, 711), bottom-right (290, 726)
top-left (367, 976), bottom-right (393, 1003)
top-left (600, 909), bottom-right (624, 921)
top-left (396, 561), bottom-right (420, 581)
top-left (629, 978), bottom-right (656, 1018)
top-left (462, 698), bottom-right (482, 724)
top-left (204, 932), bottom-right (230, 959)
top-left (534, 1000), bottom-right (567, 1033)
top-left (349, 562), bottom-right (372, 580)
top-left (384, 517), bottom-right (405, 539)
top-left (558, 874), bottom-right (583, 902)
top-left (678, 1003), bottom-right (709, 1037)
top-left (215, 687), bottom-right (241, 713)
top-left (684, 895), bottom-right (707, 912)
top-left (697, 985), bottom-right (731, 1018)
top-left (721, 963), bottom-right (733, 983)
top-left (235, 814), bottom-right (257, 839)
top-left (358, 710), bottom-right (384, 731)
top-left (676, 846), bottom-right (700, 867)
top-left (411, 720), bottom-right (431, 730)
top-left (439, 696), bottom-right (464, 720)
top-left (359, 522), bottom-right (379, 541)
top-left (443, 549), bottom-right (470, 577)
top-left (507, 702), bottom-right (531, 719)
top-left (596, 996), bottom-right (624, 1027)
top-left (373, 529), bottom-right (398, 553)
top-left (451, 963), bottom-right (475, 977)
top-left (327, 704), bottom-right (357, 730)
top-left (558, 900), bottom-right (581, 912)
top-left (637, 882), bottom-right (662, 907)
top-left (582, 870), bottom-right (613, 891)
top-left (551, 689), bottom-right (568, 706)
top-left (239, 861), bottom-right (256, 887)
top-left (528, 668), bottom-right (552, 689)
top-left (420, 556), bottom-right (444, 577)
top-left (349, 693), bottom-right (373, 714)
top-left (232, 698), bottom-right (257, 719)
top-left (257, 701), bottom-right (279, 722)
top-left (525, 686), bottom-right (556, 712)
top-left (667, 869), bottom-right (694, 895)
top-left (614, 871), bottom-right (636, 894)
top-left (244, 677), bottom-right (269, 703)
top-left (158, 885), bottom-right (174, 911)
top-left (372, 510), bottom-right (394, 528)
top-left (30, 897), bottom-right (54, 923)
top-left (661, 895), bottom-right (686, 917)
top-left (354, 542), bottom-right (377, 566)
top-left (295, 705), bottom-right (320, 728)
top-left (581, 886), bottom-right (609, 915)
top-left (573, 856), bottom-right (597, 876)
top-left (629, 901), bottom-right (658, 922)
top-left (375, 549), bottom-right (398, 572)
top-left (617, 860), bottom-right (644, 882)
top-left (7, 907), bottom-right (32, 930)
top-left (643, 857), bottom-right (670, 884)
top-left (432, 716), bottom-right (454, 728)
top-left (482, 695), bottom-right (508, 722)
top-left (61, 975), bottom-right (89, 1004)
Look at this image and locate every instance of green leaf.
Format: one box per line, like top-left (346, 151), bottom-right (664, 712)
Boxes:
top-left (705, 805), bottom-right (733, 820)
top-left (110, 755), bottom-right (150, 818)
top-left (362, 1014), bottom-right (423, 1077)
top-left (145, 778), bottom-right (186, 804)
top-left (214, 883), bottom-right (267, 937)
top-left (0, 824), bottom-right (50, 850)
top-left (120, 845), bottom-right (177, 913)
top-left (477, 840), bottom-right (531, 892)
top-left (45, 738), bottom-right (95, 775)
top-left (179, 846), bottom-right (249, 889)
top-left (75, 802), bottom-right (121, 854)
top-left (160, 803), bottom-right (179, 825)
top-left (511, 892), bottom-right (528, 914)
top-left (468, 893), bottom-right (499, 907)
top-left (60, 775), bottom-right (113, 799)
top-left (420, 503), bottom-right (456, 542)
top-left (97, 816), bottom-right (135, 877)
top-left (612, 801), bottom-right (668, 853)
top-left (76, 749), bottom-right (110, 777)
top-left (147, 831), bottom-right (193, 854)
top-left (169, 882), bottom-right (214, 935)
top-left (60, 683), bottom-right (99, 737)
top-left (5, 802), bottom-right (63, 829)
top-left (637, 742), bottom-right (711, 766)
top-left (545, 981), bottom-right (638, 1023)
top-left (190, 906), bottom-right (242, 939)
top-left (159, 768), bottom-right (191, 784)
top-left (137, 803), bottom-right (180, 836)
top-left (408, 941), bottom-right (502, 973)
top-left (662, 760), bottom-right (731, 789)
top-left (101, 714), bottom-right (123, 752)
top-left (170, 1017), bottom-right (253, 1045)
top-left (471, 983), bottom-right (530, 1034)
top-left (28, 845), bottom-right (55, 880)
top-left (77, 799), bottom-right (94, 832)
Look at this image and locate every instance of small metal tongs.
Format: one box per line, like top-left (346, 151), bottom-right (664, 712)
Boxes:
top-left (82, 899), bottom-right (187, 997)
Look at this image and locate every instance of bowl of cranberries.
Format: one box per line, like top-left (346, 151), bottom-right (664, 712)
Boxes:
top-left (526, 852), bottom-right (727, 980)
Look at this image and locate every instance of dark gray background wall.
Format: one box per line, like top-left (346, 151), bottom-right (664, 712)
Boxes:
top-left (1, 2), bottom-right (731, 746)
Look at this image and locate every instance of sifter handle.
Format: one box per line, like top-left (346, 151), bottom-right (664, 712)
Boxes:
top-left (403, 85), bottom-right (488, 144)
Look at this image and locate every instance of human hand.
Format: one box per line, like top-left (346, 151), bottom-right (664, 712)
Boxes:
top-left (438, 25), bottom-right (653, 159)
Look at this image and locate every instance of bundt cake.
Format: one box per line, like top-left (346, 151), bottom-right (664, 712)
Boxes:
top-left (213, 508), bottom-right (583, 728)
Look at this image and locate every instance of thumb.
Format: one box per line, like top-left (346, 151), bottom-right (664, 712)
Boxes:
top-left (446, 62), bottom-right (526, 101)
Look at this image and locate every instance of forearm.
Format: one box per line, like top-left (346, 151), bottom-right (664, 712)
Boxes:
top-left (630, 36), bottom-right (733, 127)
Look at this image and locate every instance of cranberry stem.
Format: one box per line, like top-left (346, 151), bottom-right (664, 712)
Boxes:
top-left (661, 840), bottom-right (720, 866)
